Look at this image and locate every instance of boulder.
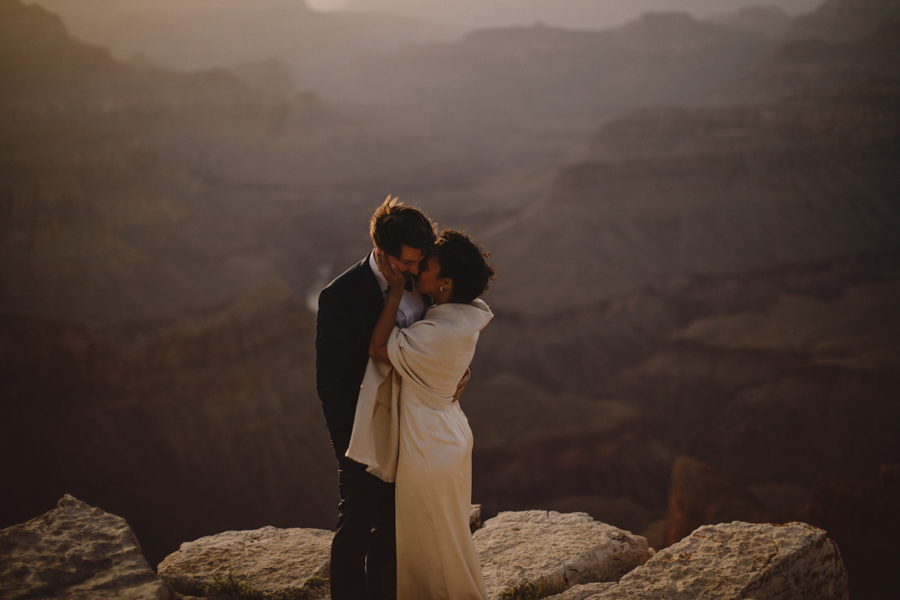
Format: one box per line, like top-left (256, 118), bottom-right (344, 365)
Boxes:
top-left (474, 510), bottom-right (652, 599)
top-left (579, 521), bottom-right (849, 600)
top-left (470, 503), bottom-right (483, 533)
top-left (0, 495), bottom-right (175, 600)
top-left (157, 526), bottom-right (332, 598)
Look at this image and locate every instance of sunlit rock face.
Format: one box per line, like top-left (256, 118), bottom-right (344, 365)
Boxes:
top-left (473, 510), bottom-right (652, 599)
top-left (2, 498), bottom-right (850, 600)
top-left (157, 526), bottom-right (333, 598)
top-left (575, 521), bottom-right (849, 600)
top-left (0, 495), bottom-right (176, 600)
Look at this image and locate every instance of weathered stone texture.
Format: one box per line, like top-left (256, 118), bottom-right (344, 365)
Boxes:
top-left (471, 503), bottom-right (483, 533)
top-left (0, 495), bottom-right (175, 600)
top-left (473, 510), bottom-right (652, 599)
top-left (157, 525), bottom-right (332, 597)
top-left (582, 521), bottom-right (849, 600)
top-left (546, 582), bottom-right (616, 600)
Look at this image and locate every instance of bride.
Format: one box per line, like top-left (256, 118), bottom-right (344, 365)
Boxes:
top-left (347, 230), bottom-right (495, 600)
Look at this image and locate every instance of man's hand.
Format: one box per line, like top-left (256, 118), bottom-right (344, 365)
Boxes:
top-left (452, 368), bottom-right (470, 403)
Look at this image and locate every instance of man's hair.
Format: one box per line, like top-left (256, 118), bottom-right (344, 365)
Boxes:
top-left (434, 230), bottom-right (496, 304)
top-left (369, 196), bottom-right (437, 257)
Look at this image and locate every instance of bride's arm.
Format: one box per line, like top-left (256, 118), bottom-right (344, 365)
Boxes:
top-left (369, 249), bottom-right (405, 365)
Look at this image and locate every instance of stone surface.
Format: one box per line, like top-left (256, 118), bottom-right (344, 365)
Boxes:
top-left (584, 521), bottom-right (849, 600)
top-left (546, 582), bottom-right (616, 600)
top-left (157, 525), bottom-right (332, 597)
top-left (473, 510), bottom-right (652, 599)
top-left (471, 503), bottom-right (483, 533)
top-left (0, 494), bottom-right (175, 600)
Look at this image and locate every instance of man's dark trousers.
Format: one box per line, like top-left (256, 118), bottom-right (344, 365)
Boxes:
top-left (331, 456), bottom-right (396, 600)
top-left (316, 256), bottom-right (396, 600)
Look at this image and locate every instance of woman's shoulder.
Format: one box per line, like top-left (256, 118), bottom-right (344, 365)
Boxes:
top-left (419, 299), bottom-right (492, 332)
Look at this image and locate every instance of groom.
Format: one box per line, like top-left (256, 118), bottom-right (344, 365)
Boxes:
top-left (316, 196), bottom-right (438, 600)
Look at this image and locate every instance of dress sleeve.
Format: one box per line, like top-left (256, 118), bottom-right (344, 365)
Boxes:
top-left (387, 318), bottom-right (472, 400)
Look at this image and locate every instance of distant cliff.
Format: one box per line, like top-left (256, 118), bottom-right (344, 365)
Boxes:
top-left (786, 0), bottom-right (900, 42)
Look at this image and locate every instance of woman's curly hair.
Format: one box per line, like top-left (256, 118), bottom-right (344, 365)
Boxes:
top-left (434, 230), bottom-right (496, 304)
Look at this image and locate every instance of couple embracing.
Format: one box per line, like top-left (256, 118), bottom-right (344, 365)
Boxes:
top-left (316, 197), bottom-right (496, 599)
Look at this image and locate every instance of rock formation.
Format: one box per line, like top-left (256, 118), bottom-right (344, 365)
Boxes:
top-left (4, 497), bottom-right (852, 600)
top-left (0, 495), bottom-right (175, 600)
top-left (157, 526), bottom-right (333, 598)
top-left (559, 521), bottom-right (849, 600)
top-left (722, 3), bottom-right (900, 102)
top-left (470, 503), bottom-right (483, 533)
top-left (786, 0), bottom-right (900, 43)
top-left (473, 510), bottom-right (652, 599)
top-left (157, 504), bottom-right (483, 597)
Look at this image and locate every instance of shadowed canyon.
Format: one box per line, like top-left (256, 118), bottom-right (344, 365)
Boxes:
top-left (2, 0), bottom-right (899, 598)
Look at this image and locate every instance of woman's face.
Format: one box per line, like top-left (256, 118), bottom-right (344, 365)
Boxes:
top-left (413, 254), bottom-right (443, 296)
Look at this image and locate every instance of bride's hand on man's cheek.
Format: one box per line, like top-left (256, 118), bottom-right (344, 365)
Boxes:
top-left (375, 249), bottom-right (406, 290)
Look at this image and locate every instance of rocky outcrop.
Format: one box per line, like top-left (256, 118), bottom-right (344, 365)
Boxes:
top-left (557, 521), bottom-right (848, 600)
top-left (157, 526), bottom-right (332, 598)
top-left (470, 503), bottom-right (483, 533)
top-left (153, 503), bottom-right (479, 597)
top-left (473, 510), bottom-right (652, 599)
top-left (5, 498), bottom-right (851, 600)
top-left (0, 495), bottom-right (175, 600)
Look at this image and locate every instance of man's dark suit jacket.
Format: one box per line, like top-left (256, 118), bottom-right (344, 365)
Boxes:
top-left (316, 255), bottom-right (385, 458)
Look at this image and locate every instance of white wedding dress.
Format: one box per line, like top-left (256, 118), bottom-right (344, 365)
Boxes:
top-left (347, 299), bottom-right (493, 600)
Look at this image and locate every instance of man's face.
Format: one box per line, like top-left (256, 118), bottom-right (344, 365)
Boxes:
top-left (386, 244), bottom-right (425, 277)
